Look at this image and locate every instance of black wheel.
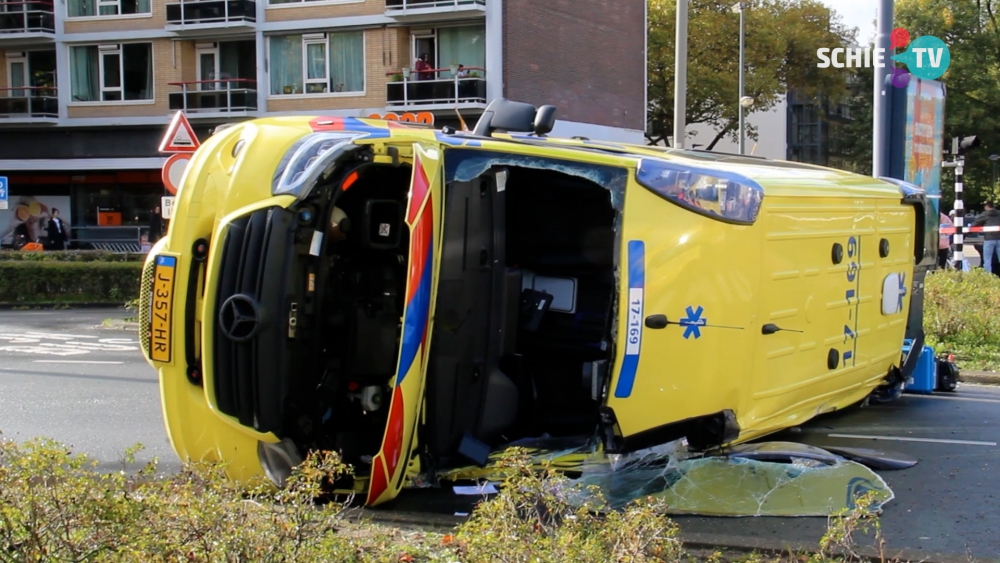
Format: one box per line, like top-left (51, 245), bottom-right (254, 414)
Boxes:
top-left (936, 359), bottom-right (959, 392)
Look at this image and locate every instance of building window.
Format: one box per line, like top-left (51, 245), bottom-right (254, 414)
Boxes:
top-left (436, 25), bottom-right (485, 77)
top-left (68, 0), bottom-right (150, 17)
top-left (70, 43), bottom-right (153, 102)
top-left (268, 32), bottom-right (364, 96)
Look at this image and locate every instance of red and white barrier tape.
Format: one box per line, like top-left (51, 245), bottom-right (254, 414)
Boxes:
top-left (940, 225), bottom-right (1000, 234)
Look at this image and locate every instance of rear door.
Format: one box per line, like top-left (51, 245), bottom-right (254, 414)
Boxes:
top-left (366, 142), bottom-right (443, 505)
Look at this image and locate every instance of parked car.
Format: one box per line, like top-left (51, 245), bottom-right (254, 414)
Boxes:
top-left (139, 100), bottom-right (928, 506)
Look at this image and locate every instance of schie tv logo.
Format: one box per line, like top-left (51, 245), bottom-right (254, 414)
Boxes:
top-left (816, 28), bottom-right (951, 88)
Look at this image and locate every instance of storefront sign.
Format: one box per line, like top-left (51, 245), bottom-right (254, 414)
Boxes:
top-left (0, 177), bottom-right (7, 210)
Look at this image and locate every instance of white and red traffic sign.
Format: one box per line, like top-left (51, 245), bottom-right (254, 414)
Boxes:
top-left (161, 153), bottom-right (191, 195)
top-left (159, 111), bottom-right (200, 153)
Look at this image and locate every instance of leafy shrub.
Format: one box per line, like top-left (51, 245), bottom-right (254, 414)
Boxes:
top-left (451, 448), bottom-right (684, 563)
top-left (0, 261), bottom-right (142, 304)
top-left (0, 250), bottom-right (145, 262)
top-left (923, 269), bottom-right (1000, 370)
top-left (0, 436), bottom-right (903, 563)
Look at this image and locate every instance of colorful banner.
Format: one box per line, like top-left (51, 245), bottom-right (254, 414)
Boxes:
top-left (903, 78), bottom-right (946, 217)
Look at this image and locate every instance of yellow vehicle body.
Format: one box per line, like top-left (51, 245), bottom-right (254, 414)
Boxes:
top-left (140, 106), bottom-right (925, 507)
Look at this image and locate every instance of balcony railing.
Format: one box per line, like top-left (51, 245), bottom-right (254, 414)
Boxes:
top-left (0, 1), bottom-right (55, 34)
top-left (386, 67), bottom-right (486, 108)
top-left (168, 79), bottom-right (257, 113)
top-left (385, 0), bottom-right (484, 10)
top-left (166, 0), bottom-right (255, 25)
top-left (0, 87), bottom-right (57, 118)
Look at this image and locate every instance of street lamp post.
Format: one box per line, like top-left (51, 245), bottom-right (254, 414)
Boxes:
top-left (732, 2), bottom-right (747, 154)
top-left (673, 0), bottom-right (689, 149)
top-left (990, 154), bottom-right (999, 199)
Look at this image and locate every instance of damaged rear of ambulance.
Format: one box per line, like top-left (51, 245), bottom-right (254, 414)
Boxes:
top-left (141, 99), bottom-right (926, 509)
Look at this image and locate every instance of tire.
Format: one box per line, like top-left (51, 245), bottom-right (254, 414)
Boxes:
top-left (936, 359), bottom-right (959, 392)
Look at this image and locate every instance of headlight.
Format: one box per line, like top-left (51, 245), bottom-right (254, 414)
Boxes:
top-left (272, 132), bottom-right (361, 200)
top-left (258, 438), bottom-right (303, 488)
top-left (636, 158), bottom-right (764, 224)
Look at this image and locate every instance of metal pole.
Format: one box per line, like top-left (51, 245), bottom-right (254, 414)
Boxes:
top-left (954, 157), bottom-right (965, 266)
top-left (672, 0), bottom-right (689, 148)
top-left (738, 4), bottom-right (745, 154)
top-left (872, 0), bottom-right (893, 177)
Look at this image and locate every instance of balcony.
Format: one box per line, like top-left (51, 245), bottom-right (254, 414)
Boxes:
top-left (386, 67), bottom-right (486, 111)
top-left (168, 79), bottom-right (257, 116)
top-left (165, 0), bottom-right (255, 33)
top-left (385, 0), bottom-right (484, 21)
top-left (0, 1), bottom-right (55, 44)
top-left (0, 87), bottom-right (57, 123)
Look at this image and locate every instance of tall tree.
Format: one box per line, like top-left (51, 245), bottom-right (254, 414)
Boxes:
top-left (896, 0), bottom-right (1000, 209)
top-left (646, 0), bottom-right (856, 148)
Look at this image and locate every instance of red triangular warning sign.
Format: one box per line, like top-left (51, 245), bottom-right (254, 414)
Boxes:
top-left (159, 111), bottom-right (200, 153)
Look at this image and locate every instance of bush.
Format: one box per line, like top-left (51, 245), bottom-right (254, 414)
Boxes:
top-left (0, 250), bottom-right (145, 262)
top-left (0, 260), bottom-right (142, 304)
top-left (0, 436), bottom-right (901, 563)
top-left (923, 269), bottom-right (1000, 371)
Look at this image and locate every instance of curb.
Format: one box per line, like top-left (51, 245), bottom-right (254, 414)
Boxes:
top-left (0, 302), bottom-right (130, 310)
top-left (960, 371), bottom-right (1000, 386)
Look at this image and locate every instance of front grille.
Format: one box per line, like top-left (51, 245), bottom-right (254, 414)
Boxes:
top-left (138, 258), bottom-right (155, 359)
top-left (213, 206), bottom-right (295, 433)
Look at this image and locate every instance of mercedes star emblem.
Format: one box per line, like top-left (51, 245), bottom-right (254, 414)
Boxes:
top-left (219, 294), bottom-right (261, 342)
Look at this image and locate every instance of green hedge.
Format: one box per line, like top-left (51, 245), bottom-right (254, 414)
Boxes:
top-left (924, 268), bottom-right (1000, 371)
top-left (0, 250), bottom-right (145, 262)
top-left (0, 261), bottom-right (143, 304)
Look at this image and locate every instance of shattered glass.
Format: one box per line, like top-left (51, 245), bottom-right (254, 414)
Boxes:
top-left (437, 440), bottom-right (896, 517)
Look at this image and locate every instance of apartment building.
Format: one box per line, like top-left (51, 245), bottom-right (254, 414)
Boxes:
top-left (0, 0), bottom-right (646, 248)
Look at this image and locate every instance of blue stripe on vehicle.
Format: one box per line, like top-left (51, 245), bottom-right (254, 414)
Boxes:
top-left (156, 255), bottom-right (176, 268)
top-left (614, 240), bottom-right (645, 398)
top-left (395, 242), bottom-right (433, 386)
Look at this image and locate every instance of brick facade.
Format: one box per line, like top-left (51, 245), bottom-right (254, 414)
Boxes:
top-left (502, 0), bottom-right (645, 131)
top-left (264, 0), bottom-right (383, 23)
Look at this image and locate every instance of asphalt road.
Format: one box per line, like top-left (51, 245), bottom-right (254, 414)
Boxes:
top-left (671, 389), bottom-right (1000, 559)
top-left (1, 308), bottom-right (998, 559)
top-left (0, 308), bottom-right (180, 473)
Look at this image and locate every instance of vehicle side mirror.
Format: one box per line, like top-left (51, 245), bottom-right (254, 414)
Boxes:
top-left (533, 105), bottom-right (556, 136)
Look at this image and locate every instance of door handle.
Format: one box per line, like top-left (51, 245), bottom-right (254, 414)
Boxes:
top-left (645, 314), bottom-right (668, 329)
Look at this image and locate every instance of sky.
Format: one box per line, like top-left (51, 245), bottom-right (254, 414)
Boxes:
top-left (821, 0), bottom-right (879, 45)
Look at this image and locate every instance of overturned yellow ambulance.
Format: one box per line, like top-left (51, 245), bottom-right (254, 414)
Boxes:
top-left (139, 99), bottom-right (930, 506)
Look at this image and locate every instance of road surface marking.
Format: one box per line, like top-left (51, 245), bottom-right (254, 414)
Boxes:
top-left (828, 433), bottom-right (996, 446)
top-left (33, 360), bottom-right (125, 365)
top-left (906, 394), bottom-right (1000, 405)
top-left (0, 332), bottom-right (138, 356)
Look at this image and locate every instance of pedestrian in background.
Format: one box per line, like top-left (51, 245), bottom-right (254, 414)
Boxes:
top-left (149, 206), bottom-right (163, 243)
top-left (46, 208), bottom-right (68, 250)
top-left (939, 211), bottom-right (953, 269)
top-left (972, 201), bottom-right (1000, 274)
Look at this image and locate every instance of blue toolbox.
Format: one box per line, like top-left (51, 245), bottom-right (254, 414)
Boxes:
top-left (902, 339), bottom-right (937, 394)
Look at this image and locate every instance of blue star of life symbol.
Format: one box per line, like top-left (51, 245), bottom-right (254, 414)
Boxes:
top-left (680, 306), bottom-right (707, 339)
top-left (897, 273), bottom-right (908, 312)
